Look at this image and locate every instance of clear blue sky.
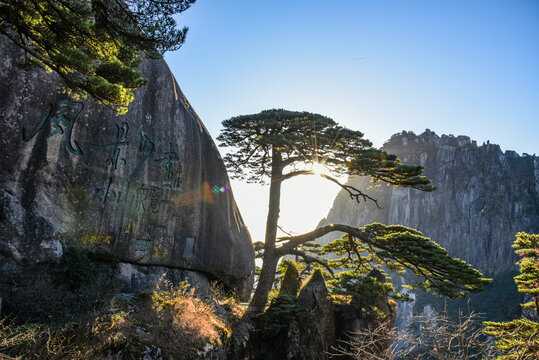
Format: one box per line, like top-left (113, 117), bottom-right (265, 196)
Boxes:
top-left (164, 0), bottom-right (539, 241)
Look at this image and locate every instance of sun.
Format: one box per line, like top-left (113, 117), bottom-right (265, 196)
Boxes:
top-left (311, 162), bottom-right (329, 177)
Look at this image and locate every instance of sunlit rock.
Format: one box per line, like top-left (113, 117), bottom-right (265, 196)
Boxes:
top-left (0, 35), bottom-right (255, 310)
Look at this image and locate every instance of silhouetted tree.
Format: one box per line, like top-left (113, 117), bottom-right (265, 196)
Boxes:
top-left (218, 109), bottom-right (491, 313)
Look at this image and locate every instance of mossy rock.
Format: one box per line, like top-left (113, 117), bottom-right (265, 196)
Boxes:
top-left (278, 263), bottom-right (301, 298)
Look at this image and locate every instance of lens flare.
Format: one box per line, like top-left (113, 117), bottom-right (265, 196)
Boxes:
top-left (211, 184), bottom-right (228, 194)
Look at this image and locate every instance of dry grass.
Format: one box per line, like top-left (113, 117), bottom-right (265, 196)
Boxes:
top-left (82, 279), bottom-right (234, 359)
top-left (1, 277), bottom-right (241, 359)
top-left (0, 318), bottom-right (90, 359)
top-left (331, 309), bottom-right (500, 360)
top-left (211, 282), bottom-right (247, 323)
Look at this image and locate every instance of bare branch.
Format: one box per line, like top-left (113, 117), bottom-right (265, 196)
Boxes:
top-left (320, 174), bottom-right (382, 209)
top-left (330, 320), bottom-right (403, 360)
top-left (331, 310), bottom-right (499, 360)
top-left (276, 225), bottom-right (296, 239)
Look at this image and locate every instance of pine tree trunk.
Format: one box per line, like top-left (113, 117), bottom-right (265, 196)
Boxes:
top-left (247, 151), bottom-right (283, 313)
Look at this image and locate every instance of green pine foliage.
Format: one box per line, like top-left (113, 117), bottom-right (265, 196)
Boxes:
top-left (484, 232), bottom-right (539, 359)
top-left (218, 109), bottom-right (434, 190)
top-left (0, 0), bottom-right (195, 114)
top-left (310, 223), bottom-right (492, 303)
top-left (220, 109), bottom-right (490, 313)
top-left (328, 271), bottom-right (396, 305)
top-left (512, 232), bottom-right (539, 311)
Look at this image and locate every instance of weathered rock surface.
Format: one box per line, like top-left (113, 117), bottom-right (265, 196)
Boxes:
top-left (296, 270), bottom-right (335, 358)
top-left (0, 35), bottom-right (255, 309)
top-left (278, 263), bottom-right (301, 298)
top-left (234, 270), bottom-right (394, 360)
top-left (333, 270), bottom-right (396, 359)
top-left (240, 274), bottom-right (332, 360)
top-left (318, 129), bottom-right (539, 324)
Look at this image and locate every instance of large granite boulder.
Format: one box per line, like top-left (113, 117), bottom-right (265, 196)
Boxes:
top-left (0, 35), bottom-right (255, 306)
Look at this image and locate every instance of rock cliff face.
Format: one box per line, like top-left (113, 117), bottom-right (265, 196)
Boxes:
top-left (0, 35), bottom-right (255, 309)
top-left (319, 130), bottom-right (539, 322)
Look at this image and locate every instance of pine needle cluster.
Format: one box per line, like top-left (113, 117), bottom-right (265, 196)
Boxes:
top-left (484, 232), bottom-right (539, 359)
top-left (0, 0), bottom-right (195, 113)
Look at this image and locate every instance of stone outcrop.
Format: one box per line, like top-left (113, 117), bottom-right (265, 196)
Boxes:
top-left (333, 270), bottom-right (397, 359)
top-left (296, 270), bottom-right (335, 358)
top-left (278, 263), bottom-right (301, 298)
top-left (235, 269), bottom-right (394, 360)
top-left (318, 129), bottom-right (539, 324)
top-left (0, 34), bottom-right (255, 311)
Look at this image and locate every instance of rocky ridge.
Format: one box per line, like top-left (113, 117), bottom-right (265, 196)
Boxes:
top-left (318, 129), bottom-right (539, 323)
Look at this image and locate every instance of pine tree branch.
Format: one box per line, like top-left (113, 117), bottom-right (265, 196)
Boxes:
top-left (276, 225), bottom-right (299, 239)
top-left (277, 223), bottom-right (488, 296)
top-left (320, 174), bottom-right (382, 209)
top-left (281, 169), bottom-right (314, 180)
top-left (277, 224), bottom-right (375, 253)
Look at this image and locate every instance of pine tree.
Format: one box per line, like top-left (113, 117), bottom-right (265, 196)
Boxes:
top-left (484, 232), bottom-right (539, 359)
top-left (218, 109), bottom-right (491, 313)
top-left (0, 0), bottom-right (195, 114)
top-left (311, 224), bottom-right (491, 306)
